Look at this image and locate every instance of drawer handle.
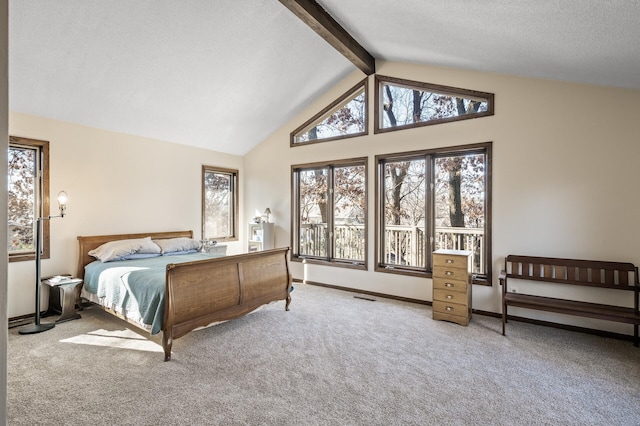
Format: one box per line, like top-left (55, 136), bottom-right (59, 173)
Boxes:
top-left (445, 259), bottom-right (454, 264)
top-left (445, 283), bottom-right (454, 288)
top-left (445, 306), bottom-right (453, 311)
top-left (445, 271), bottom-right (454, 276)
top-left (446, 295), bottom-right (453, 299)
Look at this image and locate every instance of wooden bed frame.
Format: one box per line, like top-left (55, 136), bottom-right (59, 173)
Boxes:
top-left (77, 230), bottom-right (292, 361)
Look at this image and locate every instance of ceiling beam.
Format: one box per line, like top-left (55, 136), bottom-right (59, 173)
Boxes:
top-left (278, 0), bottom-right (376, 75)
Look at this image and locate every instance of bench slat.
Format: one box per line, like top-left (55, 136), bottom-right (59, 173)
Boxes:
top-left (605, 269), bottom-right (614, 284)
top-left (555, 265), bottom-right (566, 280)
top-left (532, 263), bottom-right (541, 278)
top-left (579, 267), bottom-right (588, 282)
top-left (592, 268), bottom-right (602, 284)
top-left (620, 271), bottom-right (629, 286)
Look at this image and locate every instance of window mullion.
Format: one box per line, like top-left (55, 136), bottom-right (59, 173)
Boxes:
top-left (425, 154), bottom-right (434, 273)
top-left (327, 166), bottom-right (334, 261)
top-left (377, 160), bottom-right (386, 266)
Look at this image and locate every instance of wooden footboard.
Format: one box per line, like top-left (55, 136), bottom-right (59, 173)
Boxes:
top-left (163, 247), bottom-right (292, 361)
top-left (77, 231), bottom-right (292, 361)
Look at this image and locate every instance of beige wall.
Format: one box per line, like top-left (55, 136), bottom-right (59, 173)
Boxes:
top-left (244, 61), bottom-right (640, 335)
top-left (6, 60), bottom-right (640, 337)
top-left (8, 113), bottom-right (245, 318)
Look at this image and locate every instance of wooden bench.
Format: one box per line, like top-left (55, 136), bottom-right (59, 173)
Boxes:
top-left (499, 255), bottom-right (640, 346)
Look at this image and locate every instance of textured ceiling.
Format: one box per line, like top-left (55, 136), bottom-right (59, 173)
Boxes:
top-left (9, 1), bottom-right (640, 155)
top-left (320, 0), bottom-right (640, 89)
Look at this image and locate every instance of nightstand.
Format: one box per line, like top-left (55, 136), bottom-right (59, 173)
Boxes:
top-left (43, 277), bottom-right (83, 323)
top-left (247, 222), bottom-right (274, 252)
top-left (206, 244), bottom-right (227, 256)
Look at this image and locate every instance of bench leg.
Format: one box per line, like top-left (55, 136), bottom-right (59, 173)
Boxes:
top-left (635, 324), bottom-right (638, 348)
top-left (502, 304), bottom-right (507, 336)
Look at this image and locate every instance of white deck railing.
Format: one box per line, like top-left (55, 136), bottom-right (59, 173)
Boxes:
top-left (299, 224), bottom-right (484, 274)
top-left (434, 227), bottom-right (484, 274)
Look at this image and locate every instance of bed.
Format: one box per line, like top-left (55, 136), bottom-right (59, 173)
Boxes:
top-left (76, 230), bottom-right (292, 361)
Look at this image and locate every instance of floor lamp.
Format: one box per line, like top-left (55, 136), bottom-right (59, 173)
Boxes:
top-left (19, 190), bottom-right (68, 335)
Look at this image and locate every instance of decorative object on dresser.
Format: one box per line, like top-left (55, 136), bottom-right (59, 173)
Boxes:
top-left (77, 230), bottom-right (292, 361)
top-left (19, 190), bottom-right (69, 335)
top-left (432, 249), bottom-right (472, 326)
top-left (248, 222), bottom-right (275, 252)
top-left (500, 255), bottom-right (640, 346)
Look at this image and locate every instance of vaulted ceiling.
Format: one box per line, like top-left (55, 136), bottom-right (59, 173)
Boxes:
top-left (10, 1), bottom-right (640, 155)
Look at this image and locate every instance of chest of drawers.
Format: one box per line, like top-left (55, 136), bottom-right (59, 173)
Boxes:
top-left (432, 249), bottom-right (472, 326)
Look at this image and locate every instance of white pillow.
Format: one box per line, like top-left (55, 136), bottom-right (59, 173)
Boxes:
top-left (88, 237), bottom-right (161, 262)
top-left (137, 237), bottom-right (162, 254)
top-left (153, 237), bottom-right (201, 254)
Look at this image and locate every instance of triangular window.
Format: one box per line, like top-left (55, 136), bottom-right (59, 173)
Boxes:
top-left (375, 75), bottom-right (494, 133)
top-left (291, 78), bottom-right (368, 146)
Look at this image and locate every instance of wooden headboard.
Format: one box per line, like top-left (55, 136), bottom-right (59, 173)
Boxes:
top-left (76, 230), bottom-right (193, 279)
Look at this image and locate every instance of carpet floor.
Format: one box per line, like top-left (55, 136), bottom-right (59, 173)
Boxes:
top-left (8, 283), bottom-right (640, 425)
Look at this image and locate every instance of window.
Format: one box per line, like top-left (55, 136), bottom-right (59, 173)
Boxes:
top-left (8, 136), bottom-right (50, 262)
top-left (291, 158), bottom-right (367, 268)
top-left (375, 75), bottom-right (494, 133)
top-left (291, 78), bottom-right (368, 146)
top-left (202, 166), bottom-right (238, 241)
top-left (376, 142), bottom-right (492, 283)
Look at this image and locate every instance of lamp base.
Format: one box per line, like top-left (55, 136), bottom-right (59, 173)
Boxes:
top-left (18, 322), bottom-right (55, 335)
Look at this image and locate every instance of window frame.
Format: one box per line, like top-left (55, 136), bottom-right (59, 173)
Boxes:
top-left (375, 142), bottom-right (492, 284)
top-left (201, 165), bottom-right (239, 242)
top-left (291, 157), bottom-right (368, 270)
top-left (374, 75), bottom-right (495, 134)
top-left (8, 136), bottom-right (50, 263)
top-left (290, 78), bottom-right (369, 147)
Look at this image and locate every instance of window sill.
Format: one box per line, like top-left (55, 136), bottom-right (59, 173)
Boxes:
top-left (292, 257), bottom-right (367, 271)
top-left (374, 264), bottom-right (492, 286)
top-left (9, 253), bottom-right (50, 263)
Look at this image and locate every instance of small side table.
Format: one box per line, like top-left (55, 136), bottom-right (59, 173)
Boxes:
top-left (43, 277), bottom-right (83, 323)
top-left (206, 244), bottom-right (227, 256)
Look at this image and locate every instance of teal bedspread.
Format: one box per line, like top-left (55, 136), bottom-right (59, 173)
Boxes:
top-left (84, 253), bottom-right (222, 334)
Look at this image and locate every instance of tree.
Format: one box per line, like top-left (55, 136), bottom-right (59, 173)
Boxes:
top-left (297, 163), bottom-right (365, 261)
top-left (203, 170), bottom-right (232, 238)
top-left (435, 155), bottom-right (485, 228)
top-left (8, 147), bottom-right (36, 251)
top-left (382, 83), bottom-right (486, 230)
top-left (297, 90), bottom-right (366, 142)
top-left (382, 87), bottom-right (428, 227)
top-left (439, 156), bottom-right (465, 227)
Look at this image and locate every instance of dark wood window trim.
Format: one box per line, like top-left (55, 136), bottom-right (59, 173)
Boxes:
top-left (291, 157), bottom-right (368, 270)
top-left (201, 165), bottom-right (239, 242)
top-left (374, 75), bottom-right (495, 134)
top-left (375, 142), bottom-right (492, 285)
top-left (291, 78), bottom-right (368, 147)
top-left (8, 136), bottom-right (50, 263)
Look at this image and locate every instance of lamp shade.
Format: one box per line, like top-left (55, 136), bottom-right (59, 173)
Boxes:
top-left (57, 190), bottom-right (68, 217)
top-left (57, 190), bottom-right (68, 205)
